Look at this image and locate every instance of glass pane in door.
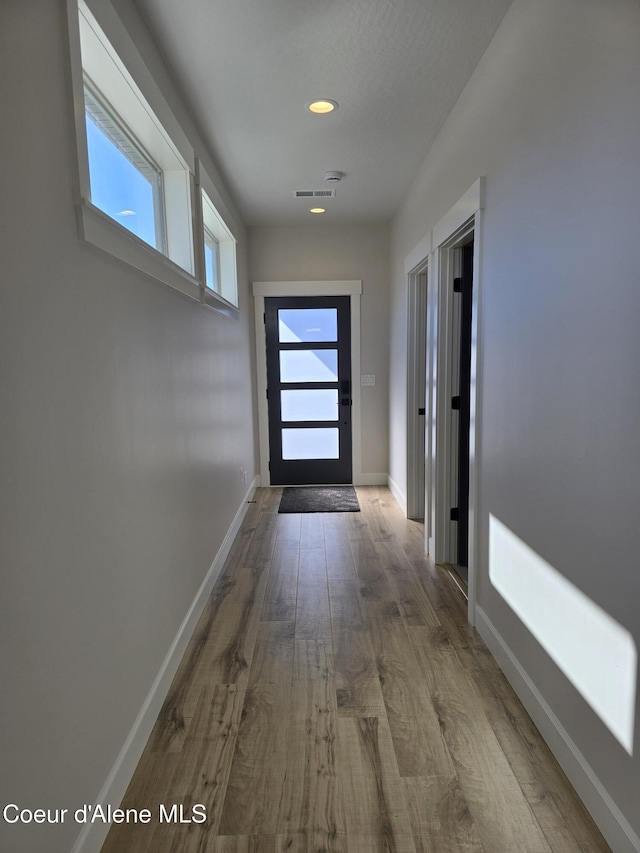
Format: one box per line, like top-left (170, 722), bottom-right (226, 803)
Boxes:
top-left (281, 389), bottom-right (338, 422)
top-left (278, 308), bottom-right (337, 342)
top-left (282, 428), bottom-right (339, 460)
top-left (279, 349), bottom-right (338, 383)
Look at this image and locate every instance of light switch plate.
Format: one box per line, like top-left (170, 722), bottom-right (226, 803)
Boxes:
top-left (361, 374), bottom-right (375, 386)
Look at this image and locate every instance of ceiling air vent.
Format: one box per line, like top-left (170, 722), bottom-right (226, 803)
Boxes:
top-left (293, 189), bottom-right (336, 199)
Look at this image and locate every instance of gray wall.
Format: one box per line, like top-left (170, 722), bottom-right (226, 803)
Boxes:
top-left (389, 0), bottom-right (640, 844)
top-left (249, 224), bottom-right (390, 478)
top-left (0, 2), bottom-right (257, 851)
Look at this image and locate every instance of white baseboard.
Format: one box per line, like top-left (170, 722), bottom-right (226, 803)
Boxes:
top-left (71, 477), bottom-right (259, 853)
top-left (354, 472), bottom-right (389, 486)
top-left (476, 606), bottom-right (640, 853)
top-left (386, 474), bottom-right (407, 514)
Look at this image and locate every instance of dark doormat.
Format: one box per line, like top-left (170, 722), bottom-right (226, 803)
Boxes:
top-left (278, 486), bottom-right (360, 514)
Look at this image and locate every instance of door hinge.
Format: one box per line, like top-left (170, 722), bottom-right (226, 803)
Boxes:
top-left (454, 276), bottom-right (471, 295)
top-left (263, 312), bottom-right (266, 324)
top-left (266, 388), bottom-right (269, 400)
top-left (451, 395), bottom-right (461, 410)
top-left (418, 407), bottom-right (425, 416)
top-left (450, 507), bottom-right (459, 521)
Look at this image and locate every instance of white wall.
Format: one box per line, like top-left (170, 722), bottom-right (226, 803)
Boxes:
top-left (0, 2), bottom-right (257, 851)
top-left (249, 224), bottom-right (390, 478)
top-left (390, 0), bottom-right (640, 847)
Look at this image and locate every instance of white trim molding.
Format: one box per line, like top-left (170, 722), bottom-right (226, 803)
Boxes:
top-left (252, 280), bottom-right (363, 486)
top-left (429, 178), bottom-right (485, 626)
top-left (404, 231), bottom-right (433, 277)
top-left (78, 200), bottom-right (202, 301)
top-left (476, 607), bottom-right (640, 853)
top-left (432, 178), bottom-right (485, 250)
top-left (253, 280), bottom-right (362, 297)
top-left (401, 181), bottom-right (485, 616)
top-left (70, 478), bottom-right (258, 853)
top-left (387, 474), bottom-right (407, 513)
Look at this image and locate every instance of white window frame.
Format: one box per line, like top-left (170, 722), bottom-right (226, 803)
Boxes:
top-left (83, 77), bottom-right (167, 252)
top-left (66, 0), bottom-right (200, 299)
top-left (203, 227), bottom-right (220, 293)
top-left (199, 177), bottom-right (239, 311)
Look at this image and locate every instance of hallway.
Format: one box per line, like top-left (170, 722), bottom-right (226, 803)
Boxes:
top-left (101, 487), bottom-right (608, 852)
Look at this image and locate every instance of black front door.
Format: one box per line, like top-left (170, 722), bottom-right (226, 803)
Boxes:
top-left (265, 296), bottom-right (352, 485)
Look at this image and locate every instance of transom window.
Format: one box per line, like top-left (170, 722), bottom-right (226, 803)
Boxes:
top-left (76, 0), bottom-right (195, 278)
top-left (84, 80), bottom-right (165, 251)
top-left (69, 0), bottom-right (239, 312)
top-left (203, 227), bottom-right (220, 293)
top-left (201, 188), bottom-right (238, 306)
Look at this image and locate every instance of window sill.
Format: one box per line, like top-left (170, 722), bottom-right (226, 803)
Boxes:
top-left (77, 199), bottom-right (201, 302)
top-left (203, 287), bottom-right (239, 319)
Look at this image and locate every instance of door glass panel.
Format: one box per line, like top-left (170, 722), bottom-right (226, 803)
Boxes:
top-left (279, 349), bottom-right (338, 383)
top-left (281, 389), bottom-right (338, 422)
top-left (282, 428), bottom-right (339, 460)
top-left (278, 308), bottom-right (337, 343)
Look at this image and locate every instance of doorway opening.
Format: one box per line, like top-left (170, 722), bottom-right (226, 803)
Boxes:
top-left (448, 238), bottom-right (474, 585)
top-left (412, 178), bottom-right (484, 624)
top-left (407, 265), bottom-right (429, 521)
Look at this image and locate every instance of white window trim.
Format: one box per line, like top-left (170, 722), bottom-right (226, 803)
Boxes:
top-left (83, 77), bottom-right (168, 252)
top-left (198, 165), bottom-right (239, 313)
top-left (201, 192), bottom-right (237, 306)
top-left (203, 226), bottom-right (220, 292)
top-left (66, 0), bottom-right (201, 300)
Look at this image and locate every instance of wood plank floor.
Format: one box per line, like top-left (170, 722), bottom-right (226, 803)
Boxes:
top-left (101, 487), bottom-right (610, 853)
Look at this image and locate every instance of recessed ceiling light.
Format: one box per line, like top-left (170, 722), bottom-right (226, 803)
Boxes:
top-left (307, 99), bottom-right (338, 114)
top-left (310, 208), bottom-right (325, 214)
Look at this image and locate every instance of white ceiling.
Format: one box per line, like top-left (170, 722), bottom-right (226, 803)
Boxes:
top-left (134, 0), bottom-right (513, 226)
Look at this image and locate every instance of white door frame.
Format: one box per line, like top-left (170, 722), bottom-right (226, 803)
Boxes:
top-left (405, 231), bottom-right (433, 521)
top-left (404, 179), bottom-right (484, 624)
top-left (252, 280), bottom-right (362, 487)
top-left (433, 219), bottom-right (475, 566)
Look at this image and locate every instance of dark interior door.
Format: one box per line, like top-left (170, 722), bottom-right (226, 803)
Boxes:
top-left (455, 241), bottom-right (474, 566)
top-left (265, 296), bottom-right (352, 485)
